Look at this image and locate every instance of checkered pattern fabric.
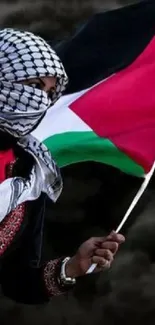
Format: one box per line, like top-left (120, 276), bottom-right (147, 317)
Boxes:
top-left (0, 28), bottom-right (68, 137)
top-left (0, 28), bottom-right (66, 222)
top-left (0, 28), bottom-right (68, 101)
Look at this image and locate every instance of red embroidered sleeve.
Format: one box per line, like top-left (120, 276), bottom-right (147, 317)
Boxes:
top-left (43, 259), bottom-right (68, 297)
top-left (0, 203), bottom-right (25, 256)
top-left (0, 160), bottom-right (25, 257)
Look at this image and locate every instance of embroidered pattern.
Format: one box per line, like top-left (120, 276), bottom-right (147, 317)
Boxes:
top-left (43, 259), bottom-right (65, 296)
top-left (0, 203), bottom-right (25, 256)
top-left (0, 160), bottom-right (25, 256)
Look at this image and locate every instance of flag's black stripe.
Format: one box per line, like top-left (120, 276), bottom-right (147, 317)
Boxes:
top-left (54, 0), bottom-right (155, 94)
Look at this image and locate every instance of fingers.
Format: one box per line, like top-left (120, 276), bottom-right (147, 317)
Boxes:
top-left (92, 247), bottom-right (116, 270)
top-left (93, 249), bottom-right (114, 263)
top-left (83, 232), bottom-right (125, 257)
top-left (92, 250), bottom-right (113, 268)
top-left (90, 232), bottom-right (125, 270)
top-left (92, 257), bottom-right (111, 269)
top-left (96, 242), bottom-right (118, 255)
top-left (86, 232), bottom-right (125, 248)
top-left (106, 231), bottom-right (125, 244)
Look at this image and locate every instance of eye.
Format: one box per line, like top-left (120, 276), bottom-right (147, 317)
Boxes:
top-left (30, 82), bottom-right (42, 90)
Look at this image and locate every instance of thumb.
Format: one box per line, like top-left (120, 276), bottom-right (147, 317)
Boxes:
top-left (107, 230), bottom-right (125, 243)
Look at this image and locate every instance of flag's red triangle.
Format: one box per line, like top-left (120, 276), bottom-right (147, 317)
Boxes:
top-left (70, 37), bottom-right (155, 172)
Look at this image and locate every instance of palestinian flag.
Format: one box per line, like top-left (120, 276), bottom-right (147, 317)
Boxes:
top-left (33, 0), bottom-right (155, 178)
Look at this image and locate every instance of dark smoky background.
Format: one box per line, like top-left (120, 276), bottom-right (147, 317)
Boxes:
top-left (0, 0), bottom-right (140, 41)
top-left (0, 1), bottom-right (155, 325)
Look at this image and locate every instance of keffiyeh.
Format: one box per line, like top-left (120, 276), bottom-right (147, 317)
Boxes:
top-left (0, 28), bottom-right (68, 222)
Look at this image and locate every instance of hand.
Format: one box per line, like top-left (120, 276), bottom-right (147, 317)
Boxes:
top-left (66, 231), bottom-right (125, 278)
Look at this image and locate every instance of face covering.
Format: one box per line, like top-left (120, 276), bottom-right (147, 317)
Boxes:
top-left (0, 81), bottom-right (51, 137)
top-left (0, 28), bottom-right (68, 137)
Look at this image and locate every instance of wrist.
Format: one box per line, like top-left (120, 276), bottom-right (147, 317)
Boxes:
top-left (59, 257), bottom-right (76, 286)
top-left (65, 255), bottom-right (83, 278)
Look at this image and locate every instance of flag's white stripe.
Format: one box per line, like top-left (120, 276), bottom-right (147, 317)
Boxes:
top-left (32, 89), bottom-right (91, 142)
top-left (32, 75), bottom-right (114, 141)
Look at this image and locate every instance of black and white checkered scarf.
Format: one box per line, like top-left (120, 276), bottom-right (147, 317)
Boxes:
top-left (0, 28), bottom-right (68, 222)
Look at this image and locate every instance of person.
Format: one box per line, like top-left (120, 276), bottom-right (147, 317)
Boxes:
top-left (0, 28), bottom-right (125, 305)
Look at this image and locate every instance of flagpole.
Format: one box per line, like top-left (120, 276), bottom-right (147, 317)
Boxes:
top-left (86, 161), bottom-right (155, 274)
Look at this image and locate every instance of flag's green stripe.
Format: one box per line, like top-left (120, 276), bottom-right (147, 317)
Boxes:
top-left (44, 131), bottom-right (144, 177)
